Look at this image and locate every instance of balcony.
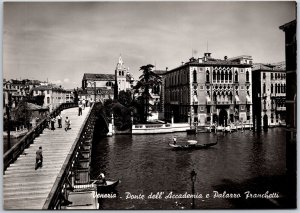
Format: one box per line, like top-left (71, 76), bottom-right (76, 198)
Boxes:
top-left (276, 107), bottom-right (286, 111)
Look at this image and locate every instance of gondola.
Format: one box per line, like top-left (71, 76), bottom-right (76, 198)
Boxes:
top-left (93, 179), bottom-right (120, 193)
top-left (169, 140), bottom-right (218, 150)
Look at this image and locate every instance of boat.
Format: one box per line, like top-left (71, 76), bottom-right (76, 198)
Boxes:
top-left (94, 179), bottom-right (120, 193)
top-left (169, 139), bottom-right (218, 150)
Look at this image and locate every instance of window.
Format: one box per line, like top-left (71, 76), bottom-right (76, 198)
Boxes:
top-left (229, 70), bottom-right (232, 81)
top-left (193, 70), bottom-right (197, 83)
top-left (271, 84), bottom-right (273, 93)
top-left (271, 73), bottom-right (273, 80)
top-left (206, 70), bottom-right (210, 82)
top-left (235, 71), bottom-right (238, 82)
top-left (263, 72), bottom-right (266, 79)
top-left (221, 70), bottom-right (224, 81)
top-left (246, 71), bottom-right (249, 82)
top-left (263, 84), bottom-right (266, 94)
top-left (213, 70), bottom-right (216, 81)
top-left (47, 97), bottom-right (50, 104)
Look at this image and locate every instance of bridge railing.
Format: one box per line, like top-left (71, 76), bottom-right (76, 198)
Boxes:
top-left (3, 102), bottom-right (78, 172)
top-left (42, 102), bottom-right (99, 209)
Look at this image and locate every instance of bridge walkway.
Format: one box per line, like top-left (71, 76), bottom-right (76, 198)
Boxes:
top-left (3, 106), bottom-right (91, 209)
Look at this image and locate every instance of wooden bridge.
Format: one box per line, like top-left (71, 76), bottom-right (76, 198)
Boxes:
top-left (3, 103), bottom-right (104, 209)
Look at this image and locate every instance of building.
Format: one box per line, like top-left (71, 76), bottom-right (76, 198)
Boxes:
top-left (81, 73), bottom-right (115, 101)
top-left (3, 79), bottom-right (42, 108)
top-left (32, 85), bottom-right (72, 112)
top-left (114, 56), bottom-right (135, 99)
top-left (82, 56), bottom-right (135, 102)
top-left (252, 62), bottom-right (286, 130)
top-left (280, 19), bottom-right (296, 204)
top-left (164, 53), bottom-right (253, 127)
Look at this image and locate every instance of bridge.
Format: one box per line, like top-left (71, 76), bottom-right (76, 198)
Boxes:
top-left (3, 102), bottom-right (109, 209)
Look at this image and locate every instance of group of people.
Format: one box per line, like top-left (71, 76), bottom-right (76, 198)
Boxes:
top-left (46, 113), bottom-right (71, 132)
top-left (78, 99), bottom-right (91, 116)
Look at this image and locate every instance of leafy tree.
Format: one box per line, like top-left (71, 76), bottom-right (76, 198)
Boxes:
top-left (134, 64), bottom-right (161, 123)
top-left (118, 90), bottom-right (133, 108)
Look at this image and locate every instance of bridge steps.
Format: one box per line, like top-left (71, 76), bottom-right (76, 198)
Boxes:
top-left (3, 107), bottom-right (91, 210)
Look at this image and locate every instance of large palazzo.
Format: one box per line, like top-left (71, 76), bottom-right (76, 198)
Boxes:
top-left (164, 53), bottom-right (253, 127)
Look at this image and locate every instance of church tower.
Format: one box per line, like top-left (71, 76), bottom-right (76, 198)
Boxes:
top-left (114, 55), bottom-right (128, 99)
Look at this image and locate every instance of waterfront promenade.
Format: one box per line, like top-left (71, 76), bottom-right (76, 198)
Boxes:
top-left (3, 106), bottom-right (90, 209)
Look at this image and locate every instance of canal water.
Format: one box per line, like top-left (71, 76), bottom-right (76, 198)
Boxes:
top-left (90, 128), bottom-right (286, 209)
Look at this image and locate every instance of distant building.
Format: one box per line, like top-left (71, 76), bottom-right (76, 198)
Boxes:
top-left (164, 53), bottom-right (253, 126)
top-left (82, 56), bottom-right (135, 102)
top-left (252, 62), bottom-right (286, 130)
top-left (82, 73), bottom-right (115, 101)
top-left (3, 79), bottom-right (43, 108)
top-left (32, 85), bottom-right (72, 112)
top-left (114, 56), bottom-right (135, 99)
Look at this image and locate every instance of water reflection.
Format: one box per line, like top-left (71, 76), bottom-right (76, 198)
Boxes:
top-left (91, 128), bottom-right (286, 209)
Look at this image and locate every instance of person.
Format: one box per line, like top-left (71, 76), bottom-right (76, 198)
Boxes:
top-left (78, 103), bottom-right (82, 116)
top-left (35, 146), bottom-right (43, 170)
top-left (50, 116), bottom-right (56, 131)
top-left (98, 173), bottom-right (107, 185)
top-left (65, 117), bottom-right (71, 131)
top-left (82, 99), bottom-right (86, 110)
top-left (173, 137), bottom-right (177, 145)
top-left (56, 113), bottom-right (62, 128)
top-left (46, 114), bottom-right (51, 129)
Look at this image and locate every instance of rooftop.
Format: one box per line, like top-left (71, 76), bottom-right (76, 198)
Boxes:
top-left (83, 73), bottom-right (115, 81)
top-left (252, 62), bottom-right (286, 71)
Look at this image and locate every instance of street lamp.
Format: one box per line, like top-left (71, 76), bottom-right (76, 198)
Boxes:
top-left (190, 169), bottom-right (197, 209)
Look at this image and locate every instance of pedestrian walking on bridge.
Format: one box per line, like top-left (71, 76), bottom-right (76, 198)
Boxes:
top-left (35, 146), bottom-right (43, 170)
top-left (57, 113), bottom-right (62, 128)
top-left (65, 117), bottom-right (71, 132)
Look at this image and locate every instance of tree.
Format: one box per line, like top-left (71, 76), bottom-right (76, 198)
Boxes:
top-left (134, 64), bottom-right (161, 123)
top-left (118, 90), bottom-right (133, 108)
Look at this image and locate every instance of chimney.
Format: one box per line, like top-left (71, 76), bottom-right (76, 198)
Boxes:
top-left (166, 67), bottom-right (168, 71)
top-left (224, 56), bottom-right (228, 60)
top-left (204, 53), bottom-right (211, 58)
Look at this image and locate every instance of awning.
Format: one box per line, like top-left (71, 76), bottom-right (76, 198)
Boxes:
top-left (235, 95), bottom-right (240, 102)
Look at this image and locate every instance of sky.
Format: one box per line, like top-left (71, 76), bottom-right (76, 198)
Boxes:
top-left (3, 1), bottom-right (296, 89)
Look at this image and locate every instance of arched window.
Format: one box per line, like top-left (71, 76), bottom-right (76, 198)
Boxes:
top-left (213, 70), bottom-right (216, 81)
top-left (193, 70), bottom-right (197, 83)
top-left (221, 70), bottom-right (224, 81)
top-left (271, 84), bottom-right (273, 93)
top-left (206, 70), bottom-right (210, 82)
top-left (119, 71), bottom-right (121, 76)
top-left (275, 84), bottom-right (278, 93)
top-left (213, 92), bottom-right (217, 102)
top-left (263, 83), bottom-right (266, 94)
top-left (122, 71), bottom-right (124, 76)
top-left (217, 70), bottom-right (220, 81)
top-left (281, 84), bottom-right (284, 93)
top-left (271, 73), bottom-right (273, 80)
top-left (225, 71), bottom-right (228, 81)
top-left (275, 73), bottom-right (277, 80)
top-left (229, 70), bottom-right (232, 81)
top-left (246, 71), bottom-right (249, 82)
top-left (235, 71), bottom-right (238, 82)
top-left (263, 100), bottom-right (266, 110)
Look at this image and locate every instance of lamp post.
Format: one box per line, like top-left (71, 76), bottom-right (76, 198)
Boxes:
top-left (190, 169), bottom-right (197, 209)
